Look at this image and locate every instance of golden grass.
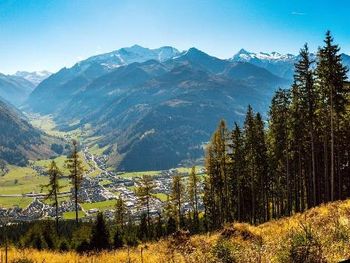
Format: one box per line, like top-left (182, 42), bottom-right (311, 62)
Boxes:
top-left (5, 199), bottom-right (350, 262)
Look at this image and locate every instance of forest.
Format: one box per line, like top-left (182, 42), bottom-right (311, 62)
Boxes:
top-left (0, 31), bottom-right (349, 262)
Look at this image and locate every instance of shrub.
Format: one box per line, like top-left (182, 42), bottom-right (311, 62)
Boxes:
top-left (212, 237), bottom-right (237, 263)
top-left (278, 224), bottom-right (326, 263)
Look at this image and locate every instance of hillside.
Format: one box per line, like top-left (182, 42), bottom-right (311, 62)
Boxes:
top-left (6, 199), bottom-right (350, 262)
top-left (25, 46), bottom-right (289, 171)
top-left (0, 73), bottom-right (35, 106)
top-left (0, 99), bottom-right (62, 166)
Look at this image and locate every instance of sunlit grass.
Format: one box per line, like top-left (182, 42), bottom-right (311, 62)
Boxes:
top-left (6, 199), bottom-right (350, 262)
top-left (81, 200), bottom-right (117, 211)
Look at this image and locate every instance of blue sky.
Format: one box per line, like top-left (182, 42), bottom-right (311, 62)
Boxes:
top-left (0, 0), bottom-right (349, 74)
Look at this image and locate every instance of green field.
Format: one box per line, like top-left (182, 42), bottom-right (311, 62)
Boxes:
top-left (152, 193), bottom-right (168, 201)
top-left (0, 165), bottom-right (71, 207)
top-left (62, 211), bottom-right (85, 220)
top-left (120, 170), bottom-right (160, 179)
top-left (81, 200), bottom-right (117, 211)
top-left (0, 196), bottom-right (33, 208)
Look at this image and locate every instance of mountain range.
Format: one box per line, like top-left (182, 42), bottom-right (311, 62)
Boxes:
top-left (14, 71), bottom-right (52, 86)
top-left (2, 45), bottom-right (349, 170)
top-left (25, 46), bottom-right (290, 171)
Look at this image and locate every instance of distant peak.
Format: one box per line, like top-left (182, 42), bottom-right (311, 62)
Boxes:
top-left (237, 48), bottom-right (252, 55)
top-left (185, 47), bottom-right (208, 57)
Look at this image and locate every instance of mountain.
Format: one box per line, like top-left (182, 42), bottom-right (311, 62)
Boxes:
top-left (231, 49), bottom-right (350, 79)
top-left (230, 49), bottom-right (298, 80)
top-left (0, 99), bottom-right (62, 166)
top-left (0, 73), bottom-right (35, 106)
top-left (25, 45), bottom-right (180, 114)
top-left (14, 71), bottom-right (52, 86)
top-left (26, 46), bottom-right (289, 171)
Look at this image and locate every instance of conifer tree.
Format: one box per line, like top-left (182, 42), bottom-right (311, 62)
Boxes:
top-left (187, 166), bottom-right (200, 231)
top-left (66, 140), bottom-right (85, 225)
top-left (316, 31), bottom-right (348, 201)
top-left (136, 175), bottom-right (155, 235)
top-left (115, 196), bottom-right (127, 228)
top-left (44, 160), bottom-right (63, 233)
top-left (171, 174), bottom-right (185, 228)
top-left (90, 212), bottom-right (110, 251)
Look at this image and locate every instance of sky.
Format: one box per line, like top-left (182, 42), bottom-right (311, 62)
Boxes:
top-left (0, 0), bottom-right (349, 74)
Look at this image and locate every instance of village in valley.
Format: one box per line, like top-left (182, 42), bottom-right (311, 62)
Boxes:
top-left (0, 143), bottom-right (205, 222)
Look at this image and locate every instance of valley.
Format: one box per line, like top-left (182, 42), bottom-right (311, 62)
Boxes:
top-left (0, 114), bottom-right (205, 221)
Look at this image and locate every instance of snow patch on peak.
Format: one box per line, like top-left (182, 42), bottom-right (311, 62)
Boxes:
top-left (232, 49), bottom-right (296, 62)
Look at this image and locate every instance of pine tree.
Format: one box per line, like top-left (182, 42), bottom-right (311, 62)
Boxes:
top-left (65, 140), bottom-right (85, 225)
top-left (228, 123), bottom-right (245, 221)
top-left (44, 160), bottom-right (63, 233)
top-left (294, 43), bottom-right (317, 206)
top-left (115, 196), bottom-right (127, 228)
top-left (187, 166), bottom-right (200, 231)
top-left (171, 174), bottom-right (185, 228)
top-left (316, 31), bottom-right (348, 201)
top-left (113, 229), bottom-right (124, 249)
top-left (135, 175), bottom-right (155, 236)
top-left (90, 212), bottom-right (110, 251)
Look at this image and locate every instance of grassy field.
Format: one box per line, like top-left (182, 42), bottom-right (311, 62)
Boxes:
top-left (62, 211), bottom-right (86, 220)
top-left (0, 166), bottom-right (47, 195)
top-left (152, 192), bottom-right (168, 201)
top-left (81, 200), bottom-right (117, 211)
top-left (0, 196), bottom-right (33, 208)
top-left (6, 199), bottom-right (350, 262)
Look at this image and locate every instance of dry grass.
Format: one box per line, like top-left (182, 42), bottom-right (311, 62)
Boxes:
top-left (5, 199), bottom-right (350, 262)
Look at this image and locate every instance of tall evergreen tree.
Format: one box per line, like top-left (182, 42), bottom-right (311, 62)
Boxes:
top-left (115, 196), bottom-right (127, 229)
top-left (66, 140), bottom-right (85, 225)
top-left (90, 212), bottom-right (110, 251)
top-left (171, 174), bottom-right (185, 228)
top-left (136, 175), bottom-right (155, 236)
top-left (187, 166), bottom-right (200, 231)
top-left (44, 160), bottom-right (63, 233)
top-left (316, 31), bottom-right (348, 201)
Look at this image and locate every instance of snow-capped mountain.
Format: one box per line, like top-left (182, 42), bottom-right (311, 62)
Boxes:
top-left (14, 71), bottom-right (52, 86)
top-left (230, 49), bottom-right (350, 80)
top-left (230, 49), bottom-right (298, 79)
top-left (83, 44), bottom-right (180, 69)
top-left (232, 49), bottom-right (296, 62)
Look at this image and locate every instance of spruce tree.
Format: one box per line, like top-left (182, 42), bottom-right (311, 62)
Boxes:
top-left (316, 31), bottom-right (348, 201)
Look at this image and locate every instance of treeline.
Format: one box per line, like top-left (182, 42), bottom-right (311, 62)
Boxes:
top-left (203, 31), bottom-right (349, 229)
top-left (0, 31), bottom-right (348, 253)
top-left (0, 168), bottom-right (203, 252)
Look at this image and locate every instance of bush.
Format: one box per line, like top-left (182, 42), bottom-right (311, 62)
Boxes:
top-left (278, 224), bottom-right (326, 263)
top-left (212, 237), bottom-right (237, 263)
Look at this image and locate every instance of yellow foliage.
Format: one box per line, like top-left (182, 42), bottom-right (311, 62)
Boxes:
top-left (5, 199), bottom-right (350, 262)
